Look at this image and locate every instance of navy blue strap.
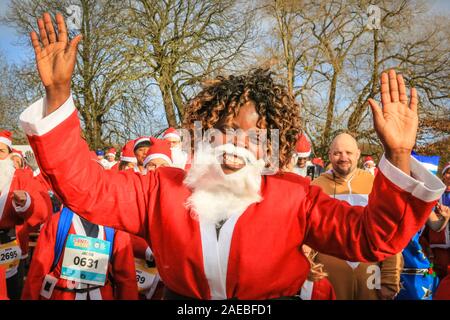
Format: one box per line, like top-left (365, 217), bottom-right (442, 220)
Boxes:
top-left (51, 207), bottom-right (74, 271)
top-left (104, 226), bottom-right (115, 259)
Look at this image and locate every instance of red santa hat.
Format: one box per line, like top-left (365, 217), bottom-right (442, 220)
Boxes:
top-left (364, 156), bottom-right (375, 166)
top-left (312, 157), bottom-right (324, 168)
top-left (0, 130), bottom-right (12, 150)
top-left (120, 140), bottom-right (137, 163)
top-left (106, 148), bottom-right (116, 158)
top-left (162, 127), bottom-right (181, 141)
top-left (133, 136), bottom-right (151, 150)
top-left (143, 137), bottom-right (172, 168)
top-left (442, 162), bottom-right (450, 175)
top-left (295, 134), bottom-right (311, 158)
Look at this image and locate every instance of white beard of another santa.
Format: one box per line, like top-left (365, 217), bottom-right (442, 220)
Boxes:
top-left (170, 146), bottom-right (188, 169)
top-left (184, 143), bottom-right (265, 226)
top-left (365, 166), bottom-right (376, 176)
top-left (0, 158), bottom-right (15, 192)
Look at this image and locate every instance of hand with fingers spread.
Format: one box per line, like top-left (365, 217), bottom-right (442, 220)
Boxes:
top-left (30, 12), bottom-right (82, 115)
top-left (368, 70), bottom-right (419, 175)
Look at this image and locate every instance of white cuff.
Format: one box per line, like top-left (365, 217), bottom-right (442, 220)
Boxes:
top-left (13, 192), bottom-right (31, 213)
top-left (19, 95), bottom-right (76, 136)
top-left (145, 247), bottom-right (154, 262)
top-left (378, 154), bottom-right (445, 202)
top-left (33, 168), bottom-right (41, 177)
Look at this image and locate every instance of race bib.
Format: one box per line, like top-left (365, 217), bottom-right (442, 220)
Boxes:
top-left (60, 234), bottom-right (111, 286)
top-left (0, 240), bottom-right (21, 273)
top-left (135, 258), bottom-right (158, 293)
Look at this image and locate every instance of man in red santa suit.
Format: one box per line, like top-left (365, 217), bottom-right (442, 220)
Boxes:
top-left (118, 140), bottom-right (138, 171)
top-left (129, 137), bottom-right (173, 300)
top-left (22, 206), bottom-right (138, 300)
top-left (424, 162), bottom-right (450, 279)
top-left (104, 147), bottom-right (118, 170)
top-left (133, 137), bottom-right (151, 174)
top-left (363, 156), bottom-right (379, 176)
top-left (162, 127), bottom-right (190, 170)
top-left (0, 130), bottom-right (52, 299)
top-left (291, 134), bottom-right (313, 178)
top-left (10, 149), bottom-right (25, 170)
top-left (19, 13), bottom-right (446, 299)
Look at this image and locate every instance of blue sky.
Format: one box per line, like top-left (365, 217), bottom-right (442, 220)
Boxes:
top-left (1, 0), bottom-right (450, 65)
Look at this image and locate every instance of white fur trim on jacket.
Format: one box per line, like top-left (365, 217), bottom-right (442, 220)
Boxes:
top-left (378, 154), bottom-right (445, 202)
top-left (19, 95), bottom-right (76, 136)
top-left (12, 192), bottom-right (31, 213)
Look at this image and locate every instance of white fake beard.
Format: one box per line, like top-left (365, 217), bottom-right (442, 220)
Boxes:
top-left (170, 146), bottom-right (188, 169)
top-left (184, 143), bottom-right (264, 226)
top-left (366, 166), bottom-right (375, 176)
top-left (0, 158), bottom-right (15, 192)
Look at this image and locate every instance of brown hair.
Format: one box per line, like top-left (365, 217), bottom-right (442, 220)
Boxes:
top-left (183, 69), bottom-right (302, 169)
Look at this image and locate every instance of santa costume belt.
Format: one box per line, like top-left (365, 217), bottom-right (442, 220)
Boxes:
top-left (163, 287), bottom-right (302, 300)
top-left (0, 228), bottom-right (16, 244)
top-left (401, 268), bottom-right (429, 275)
top-left (54, 284), bottom-right (104, 293)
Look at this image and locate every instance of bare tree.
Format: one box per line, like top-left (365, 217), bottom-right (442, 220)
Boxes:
top-left (124, 0), bottom-right (257, 127)
top-left (260, 0), bottom-right (449, 161)
top-left (4, 0), bottom-right (150, 149)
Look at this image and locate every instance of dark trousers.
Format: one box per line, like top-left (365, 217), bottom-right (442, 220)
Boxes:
top-left (6, 260), bottom-right (25, 300)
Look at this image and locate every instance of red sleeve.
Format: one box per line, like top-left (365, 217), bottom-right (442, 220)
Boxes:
top-left (434, 274), bottom-right (450, 300)
top-left (0, 266), bottom-right (8, 300)
top-left (304, 171), bottom-right (437, 262)
top-left (22, 214), bottom-right (58, 300)
top-left (311, 278), bottom-right (336, 300)
top-left (111, 230), bottom-right (139, 300)
top-left (27, 112), bottom-right (154, 238)
top-left (130, 234), bottom-right (150, 260)
top-left (16, 224), bottom-right (30, 257)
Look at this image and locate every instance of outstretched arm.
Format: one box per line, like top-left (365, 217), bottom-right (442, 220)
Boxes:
top-left (304, 70), bottom-right (445, 262)
top-left (20, 13), bottom-right (152, 237)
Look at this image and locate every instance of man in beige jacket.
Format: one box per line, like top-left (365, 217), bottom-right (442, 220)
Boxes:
top-left (312, 133), bottom-right (403, 300)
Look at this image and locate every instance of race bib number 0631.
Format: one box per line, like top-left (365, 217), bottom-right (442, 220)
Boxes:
top-left (61, 234), bottom-right (111, 286)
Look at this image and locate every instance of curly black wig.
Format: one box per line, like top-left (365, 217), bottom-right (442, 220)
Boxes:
top-left (183, 68), bottom-right (302, 169)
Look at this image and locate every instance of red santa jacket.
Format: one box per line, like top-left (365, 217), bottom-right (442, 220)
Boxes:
top-left (22, 211), bottom-right (138, 300)
top-left (20, 96), bottom-right (445, 299)
top-left (434, 265), bottom-right (450, 300)
top-left (300, 278), bottom-right (336, 300)
top-left (130, 234), bottom-right (164, 300)
top-left (426, 224), bottom-right (450, 249)
top-left (0, 168), bottom-right (51, 230)
top-left (130, 234), bottom-right (152, 261)
top-left (0, 266), bottom-right (7, 300)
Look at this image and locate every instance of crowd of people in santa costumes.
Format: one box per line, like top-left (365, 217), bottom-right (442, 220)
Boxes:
top-left (0, 130), bottom-right (52, 299)
top-left (1, 12), bottom-right (450, 302)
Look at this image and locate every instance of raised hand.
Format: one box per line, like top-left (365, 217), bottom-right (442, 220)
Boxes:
top-left (30, 12), bottom-right (82, 114)
top-left (368, 70), bottom-right (418, 175)
top-left (24, 151), bottom-right (39, 171)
